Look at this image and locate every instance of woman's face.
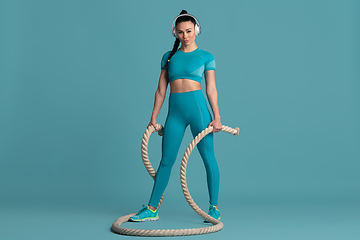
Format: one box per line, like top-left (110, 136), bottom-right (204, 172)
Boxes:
top-left (176, 21), bottom-right (196, 47)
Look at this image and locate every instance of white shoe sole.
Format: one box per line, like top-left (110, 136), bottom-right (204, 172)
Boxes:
top-left (129, 216), bottom-right (159, 222)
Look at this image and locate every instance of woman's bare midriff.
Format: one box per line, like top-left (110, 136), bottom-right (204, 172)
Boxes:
top-left (170, 79), bottom-right (201, 93)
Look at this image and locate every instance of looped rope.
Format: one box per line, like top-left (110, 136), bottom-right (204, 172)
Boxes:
top-left (111, 124), bottom-right (240, 237)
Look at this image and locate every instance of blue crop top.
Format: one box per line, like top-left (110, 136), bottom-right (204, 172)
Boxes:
top-left (161, 48), bottom-right (215, 83)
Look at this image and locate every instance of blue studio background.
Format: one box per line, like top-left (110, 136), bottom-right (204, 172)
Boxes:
top-left (1, 0), bottom-right (359, 240)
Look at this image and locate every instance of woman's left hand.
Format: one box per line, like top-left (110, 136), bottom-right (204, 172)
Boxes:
top-left (208, 119), bottom-right (222, 133)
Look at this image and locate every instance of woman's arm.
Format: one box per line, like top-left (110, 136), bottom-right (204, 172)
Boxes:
top-left (148, 70), bottom-right (169, 132)
top-left (205, 70), bottom-right (222, 133)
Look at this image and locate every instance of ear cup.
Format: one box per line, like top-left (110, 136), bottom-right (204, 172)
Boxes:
top-left (172, 27), bottom-right (177, 38)
top-left (194, 24), bottom-right (200, 36)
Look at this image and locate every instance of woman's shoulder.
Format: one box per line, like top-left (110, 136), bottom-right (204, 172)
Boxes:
top-left (199, 48), bottom-right (215, 61)
top-left (162, 50), bottom-right (172, 58)
top-left (199, 49), bottom-right (215, 61)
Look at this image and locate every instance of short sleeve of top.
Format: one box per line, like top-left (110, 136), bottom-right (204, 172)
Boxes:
top-left (204, 51), bottom-right (215, 72)
top-left (160, 48), bottom-right (216, 83)
top-left (161, 51), bottom-right (171, 70)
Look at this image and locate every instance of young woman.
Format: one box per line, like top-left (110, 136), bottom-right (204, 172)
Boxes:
top-left (130, 10), bottom-right (222, 223)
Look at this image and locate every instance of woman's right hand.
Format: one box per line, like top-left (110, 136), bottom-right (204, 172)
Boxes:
top-left (147, 119), bottom-right (158, 133)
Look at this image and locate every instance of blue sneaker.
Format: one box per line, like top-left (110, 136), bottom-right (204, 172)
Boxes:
top-left (204, 205), bottom-right (221, 223)
top-left (129, 205), bottom-right (159, 222)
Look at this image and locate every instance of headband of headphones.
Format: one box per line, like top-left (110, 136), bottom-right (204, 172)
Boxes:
top-left (171, 13), bottom-right (201, 38)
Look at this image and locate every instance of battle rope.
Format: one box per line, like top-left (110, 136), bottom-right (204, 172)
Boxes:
top-left (111, 124), bottom-right (240, 237)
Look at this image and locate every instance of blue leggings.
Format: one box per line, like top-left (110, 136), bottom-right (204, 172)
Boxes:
top-left (148, 89), bottom-right (220, 208)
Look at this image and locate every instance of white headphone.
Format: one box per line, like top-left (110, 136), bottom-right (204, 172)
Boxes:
top-left (171, 13), bottom-right (201, 38)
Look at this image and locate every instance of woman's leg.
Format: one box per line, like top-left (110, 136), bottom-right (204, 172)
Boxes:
top-left (189, 92), bottom-right (220, 206)
top-left (148, 105), bottom-right (187, 208)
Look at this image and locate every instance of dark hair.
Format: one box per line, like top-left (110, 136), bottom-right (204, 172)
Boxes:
top-left (163, 10), bottom-right (197, 69)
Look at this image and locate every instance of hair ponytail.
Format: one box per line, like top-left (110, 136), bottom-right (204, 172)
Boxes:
top-left (163, 10), bottom-right (188, 69)
top-left (163, 38), bottom-right (180, 69)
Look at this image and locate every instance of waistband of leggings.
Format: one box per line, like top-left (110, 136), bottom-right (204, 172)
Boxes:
top-left (169, 89), bottom-right (205, 104)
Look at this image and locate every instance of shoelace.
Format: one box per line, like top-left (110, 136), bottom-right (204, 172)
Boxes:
top-left (137, 205), bottom-right (148, 215)
top-left (209, 207), bottom-right (215, 215)
top-left (209, 206), bottom-right (219, 218)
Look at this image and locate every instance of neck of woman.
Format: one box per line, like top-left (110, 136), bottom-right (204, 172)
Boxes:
top-left (180, 43), bottom-right (198, 53)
